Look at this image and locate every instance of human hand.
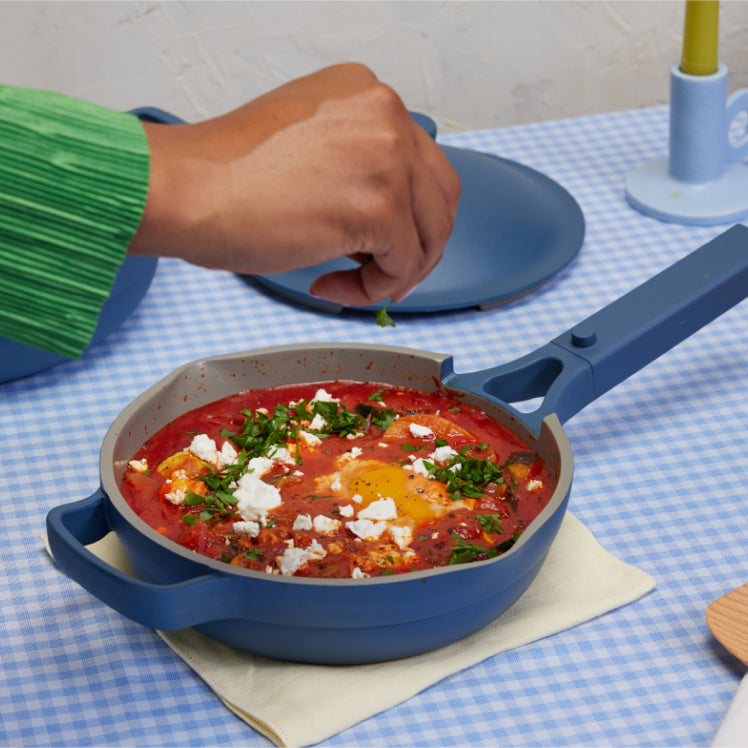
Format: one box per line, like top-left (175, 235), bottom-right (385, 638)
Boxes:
top-left (128, 63), bottom-right (460, 307)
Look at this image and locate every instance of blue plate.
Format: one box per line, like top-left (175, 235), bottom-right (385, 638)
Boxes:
top-left (0, 254), bottom-right (157, 383)
top-left (250, 133), bottom-right (585, 313)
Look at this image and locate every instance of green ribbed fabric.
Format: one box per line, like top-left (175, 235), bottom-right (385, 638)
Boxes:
top-left (0, 85), bottom-right (150, 359)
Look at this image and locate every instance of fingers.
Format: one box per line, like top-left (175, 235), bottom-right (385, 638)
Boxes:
top-left (411, 120), bottom-right (462, 263)
top-left (392, 122), bottom-right (461, 297)
top-left (310, 113), bottom-right (460, 308)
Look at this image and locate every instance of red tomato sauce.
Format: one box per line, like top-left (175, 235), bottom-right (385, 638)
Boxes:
top-left (120, 381), bottom-right (555, 578)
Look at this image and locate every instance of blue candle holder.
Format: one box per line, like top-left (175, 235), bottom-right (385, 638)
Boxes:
top-left (626, 62), bottom-right (748, 225)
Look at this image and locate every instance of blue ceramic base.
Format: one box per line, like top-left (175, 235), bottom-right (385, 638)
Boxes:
top-left (625, 157), bottom-right (748, 226)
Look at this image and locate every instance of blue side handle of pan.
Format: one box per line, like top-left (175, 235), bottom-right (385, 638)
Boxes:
top-left (447, 224), bottom-right (748, 435)
top-left (46, 491), bottom-right (236, 630)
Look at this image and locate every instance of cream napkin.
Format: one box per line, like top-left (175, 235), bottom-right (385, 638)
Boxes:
top-left (713, 672), bottom-right (748, 747)
top-left (49, 513), bottom-right (654, 747)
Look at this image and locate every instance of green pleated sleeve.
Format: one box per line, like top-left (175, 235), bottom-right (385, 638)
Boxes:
top-left (0, 85), bottom-right (150, 359)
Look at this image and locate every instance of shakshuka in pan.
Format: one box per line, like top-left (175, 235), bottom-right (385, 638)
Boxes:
top-left (120, 381), bottom-right (555, 578)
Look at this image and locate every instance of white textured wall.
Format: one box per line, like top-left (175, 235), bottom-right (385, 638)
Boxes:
top-left (1, 0), bottom-right (747, 133)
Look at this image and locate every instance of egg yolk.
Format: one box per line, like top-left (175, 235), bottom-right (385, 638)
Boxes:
top-left (348, 465), bottom-right (451, 523)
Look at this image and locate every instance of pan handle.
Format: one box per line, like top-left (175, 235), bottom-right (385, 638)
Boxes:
top-left (46, 491), bottom-right (239, 630)
top-left (447, 224), bottom-right (748, 434)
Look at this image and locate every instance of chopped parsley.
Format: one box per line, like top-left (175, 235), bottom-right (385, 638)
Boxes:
top-left (473, 513), bottom-right (504, 534)
top-left (425, 447), bottom-right (505, 499)
top-left (220, 406), bottom-right (294, 463)
top-left (448, 535), bottom-right (499, 565)
top-left (312, 400), bottom-right (361, 437)
top-left (423, 446), bottom-right (540, 501)
top-left (370, 408), bottom-right (397, 432)
top-left (181, 488), bottom-right (238, 524)
top-left (376, 304), bottom-right (396, 327)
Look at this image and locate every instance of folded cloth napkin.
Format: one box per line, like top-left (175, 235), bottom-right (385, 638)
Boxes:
top-left (54, 512), bottom-right (654, 746)
top-left (713, 672), bottom-right (748, 747)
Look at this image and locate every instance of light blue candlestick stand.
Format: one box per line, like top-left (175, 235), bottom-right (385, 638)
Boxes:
top-left (626, 62), bottom-right (748, 225)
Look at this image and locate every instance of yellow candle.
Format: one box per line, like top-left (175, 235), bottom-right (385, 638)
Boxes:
top-left (680, 0), bottom-right (719, 76)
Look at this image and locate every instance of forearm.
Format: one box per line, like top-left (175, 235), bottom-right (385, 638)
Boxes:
top-left (0, 85), bottom-right (149, 358)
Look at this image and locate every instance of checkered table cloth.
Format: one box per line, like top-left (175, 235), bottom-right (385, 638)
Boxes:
top-left (2, 104), bottom-right (747, 747)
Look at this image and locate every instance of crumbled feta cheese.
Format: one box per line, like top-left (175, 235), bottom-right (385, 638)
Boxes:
top-left (313, 515), bottom-right (341, 536)
top-left (430, 445), bottom-right (459, 463)
top-left (351, 567), bottom-right (369, 579)
top-left (247, 456), bottom-right (275, 477)
top-left (128, 459), bottom-right (149, 473)
top-left (358, 497), bottom-right (398, 521)
top-left (189, 433), bottom-right (218, 462)
top-left (164, 486), bottom-right (186, 505)
top-left (292, 514), bottom-right (313, 531)
top-left (346, 518), bottom-right (388, 540)
top-left (311, 389), bottom-right (338, 404)
top-left (233, 520), bottom-right (260, 537)
top-left (298, 430), bottom-right (322, 447)
top-left (233, 472), bottom-right (283, 523)
top-left (267, 446), bottom-right (296, 466)
top-left (188, 433), bottom-right (238, 468)
top-left (331, 475), bottom-right (343, 492)
top-left (309, 413), bottom-right (327, 430)
top-left (308, 539), bottom-right (327, 559)
top-left (219, 440), bottom-right (238, 467)
top-left (247, 445), bottom-right (296, 478)
top-left (407, 457), bottom-right (431, 477)
top-left (339, 504), bottom-right (355, 518)
top-left (351, 493), bottom-right (363, 504)
top-left (409, 423), bottom-right (434, 439)
top-left (389, 525), bottom-right (413, 550)
top-left (527, 479), bottom-right (544, 492)
top-left (276, 539), bottom-right (327, 576)
top-left (277, 547), bottom-right (307, 575)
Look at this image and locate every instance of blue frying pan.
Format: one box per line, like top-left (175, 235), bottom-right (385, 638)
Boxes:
top-left (47, 225), bottom-right (747, 664)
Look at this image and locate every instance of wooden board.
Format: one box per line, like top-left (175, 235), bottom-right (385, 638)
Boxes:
top-left (707, 583), bottom-right (748, 665)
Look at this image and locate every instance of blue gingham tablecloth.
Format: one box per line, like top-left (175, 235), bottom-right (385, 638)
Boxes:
top-left (2, 104), bottom-right (747, 747)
